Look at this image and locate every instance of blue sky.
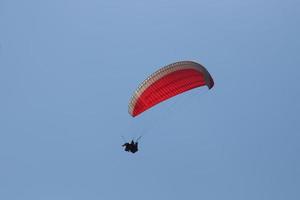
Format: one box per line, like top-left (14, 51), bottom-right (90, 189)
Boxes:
top-left (0, 0), bottom-right (299, 199)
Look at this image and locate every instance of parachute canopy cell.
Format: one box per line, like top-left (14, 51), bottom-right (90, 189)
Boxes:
top-left (128, 61), bottom-right (214, 117)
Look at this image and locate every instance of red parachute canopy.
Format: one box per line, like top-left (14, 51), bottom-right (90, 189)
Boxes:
top-left (128, 61), bottom-right (214, 117)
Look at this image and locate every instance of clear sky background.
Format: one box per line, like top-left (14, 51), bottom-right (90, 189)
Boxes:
top-left (0, 0), bottom-right (299, 199)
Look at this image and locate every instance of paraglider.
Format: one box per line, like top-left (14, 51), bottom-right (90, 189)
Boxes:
top-left (123, 61), bottom-right (214, 153)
